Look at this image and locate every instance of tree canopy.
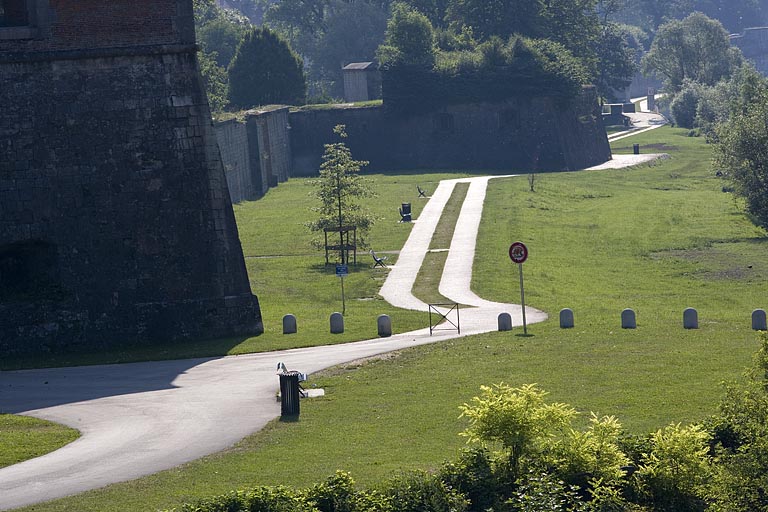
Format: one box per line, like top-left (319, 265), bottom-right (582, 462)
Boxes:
top-left (642, 12), bottom-right (743, 93)
top-left (307, 125), bottom-right (374, 259)
top-left (227, 26), bottom-right (307, 108)
top-left (713, 77), bottom-right (768, 229)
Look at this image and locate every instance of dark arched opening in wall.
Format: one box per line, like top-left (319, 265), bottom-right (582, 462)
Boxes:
top-left (0, 0), bottom-right (29, 27)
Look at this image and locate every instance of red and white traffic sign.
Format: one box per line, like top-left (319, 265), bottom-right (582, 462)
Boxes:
top-left (508, 241), bottom-right (528, 264)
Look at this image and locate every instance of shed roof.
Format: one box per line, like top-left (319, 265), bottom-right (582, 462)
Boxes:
top-left (342, 62), bottom-right (375, 70)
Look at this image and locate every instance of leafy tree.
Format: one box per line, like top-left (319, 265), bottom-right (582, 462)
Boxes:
top-left (594, 22), bottom-right (638, 97)
top-left (641, 12), bottom-right (743, 92)
top-left (377, 2), bottom-right (436, 68)
top-left (444, 0), bottom-right (546, 40)
top-left (198, 14), bottom-right (250, 68)
top-left (264, 0), bottom-right (390, 99)
top-left (194, 0), bottom-right (251, 112)
top-left (312, 2), bottom-right (389, 85)
top-left (669, 81), bottom-right (702, 128)
top-left (198, 50), bottom-right (230, 113)
top-left (712, 79), bottom-right (768, 228)
top-left (228, 27), bottom-right (307, 108)
top-left (400, 0), bottom-right (450, 27)
top-left (308, 125), bottom-right (374, 262)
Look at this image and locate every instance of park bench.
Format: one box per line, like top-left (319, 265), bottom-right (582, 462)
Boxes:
top-left (370, 249), bottom-right (388, 268)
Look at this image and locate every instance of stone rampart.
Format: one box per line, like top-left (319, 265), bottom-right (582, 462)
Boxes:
top-left (731, 27), bottom-right (768, 75)
top-left (214, 106), bottom-right (292, 202)
top-left (289, 87), bottom-right (610, 175)
top-left (1, 0), bottom-right (262, 355)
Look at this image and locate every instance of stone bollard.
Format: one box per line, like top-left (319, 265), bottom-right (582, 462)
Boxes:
top-left (282, 314), bottom-right (297, 334)
top-left (560, 308), bottom-right (574, 329)
top-left (683, 308), bottom-right (698, 329)
top-left (330, 312), bottom-right (344, 334)
top-left (621, 308), bottom-right (636, 329)
top-left (377, 314), bottom-right (392, 337)
top-left (753, 309), bottom-right (767, 331)
top-left (498, 312), bottom-right (512, 331)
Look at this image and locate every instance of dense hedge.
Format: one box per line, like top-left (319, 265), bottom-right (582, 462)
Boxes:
top-left (381, 37), bottom-right (587, 112)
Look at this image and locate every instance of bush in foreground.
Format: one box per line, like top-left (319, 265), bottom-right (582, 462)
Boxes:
top-left (169, 337), bottom-right (768, 512)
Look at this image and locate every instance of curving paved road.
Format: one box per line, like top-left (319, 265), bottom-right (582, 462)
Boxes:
top-left (1, 154), bottom-right (667, 509)
top-left (0, 173), bottom-right (548, 510)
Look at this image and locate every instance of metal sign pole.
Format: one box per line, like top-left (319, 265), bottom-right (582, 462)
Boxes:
top-left (518, 262), bottom-right (527, 335)
top-left (509, 241), bottom-right (529, 335)
top-left (341, 276), bottom-right (346, 316)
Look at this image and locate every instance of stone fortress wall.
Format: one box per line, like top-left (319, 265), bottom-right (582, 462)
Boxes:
top-left (731, 27), bottom-right (768, 76)
top-left (0, 0), bottom-right (263, 354)
top-left (216, 87), bottom-right (611, 202)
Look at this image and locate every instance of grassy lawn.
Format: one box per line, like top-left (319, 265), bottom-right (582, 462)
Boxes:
top-left (12, 126), bottom-right (768, 512)
top-left (0, 415), bottom-right (79, 469)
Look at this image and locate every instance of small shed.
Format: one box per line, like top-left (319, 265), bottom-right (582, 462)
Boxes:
top-left (342, 62), bottom-right (381, 102)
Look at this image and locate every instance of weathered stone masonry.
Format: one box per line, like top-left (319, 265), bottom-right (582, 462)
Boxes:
top-left (1, 0), bottom-right (263, 354)
top-left (216, 87), bottom-right (610, 203)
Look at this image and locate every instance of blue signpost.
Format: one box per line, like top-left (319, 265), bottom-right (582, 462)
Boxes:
top-left (336, 264), bottom-right (348, 314)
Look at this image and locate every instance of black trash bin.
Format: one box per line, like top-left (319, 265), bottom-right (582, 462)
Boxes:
top-left (633, 143), bottom-right (640, 155)
top-left (400, 202), bottom-right (412, 222)
top-left (279, 371), bottom-right (301, 417)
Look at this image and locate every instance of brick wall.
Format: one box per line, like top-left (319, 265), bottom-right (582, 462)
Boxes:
top-left (0, 0), bottom-right (194, 53)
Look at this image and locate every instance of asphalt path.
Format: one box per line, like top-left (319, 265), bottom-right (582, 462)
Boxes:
top-left (0, 174), bottom-right (545, 510)
top-left (0, 156), bottom-right (664, 509)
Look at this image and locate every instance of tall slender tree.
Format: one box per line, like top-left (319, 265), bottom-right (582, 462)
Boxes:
top-left (228, 26), bottom-right (307, 108)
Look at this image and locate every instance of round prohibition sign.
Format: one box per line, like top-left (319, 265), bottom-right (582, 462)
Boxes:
top-left (508, 241), bottom-right (528, 264)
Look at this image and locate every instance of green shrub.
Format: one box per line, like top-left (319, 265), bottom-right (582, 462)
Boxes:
top-left (383, 470), bottom-right (469, 512)
top-left (439, 448), bottom-right (501, 512)
top-left (670, 83), bottom-right (702, 129)
top-left (304, 471), bottom-right (359, 512)
top-left (381, 36), bottom-right (587, 112)
top-left (172, 486), bottom-right (316, 512)
top-left (506, 471), bottom-right (587, 512)
top-left (634, 423), bottom-right (711, 511)
top-left (706, 334), bottom-right (768, 511)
